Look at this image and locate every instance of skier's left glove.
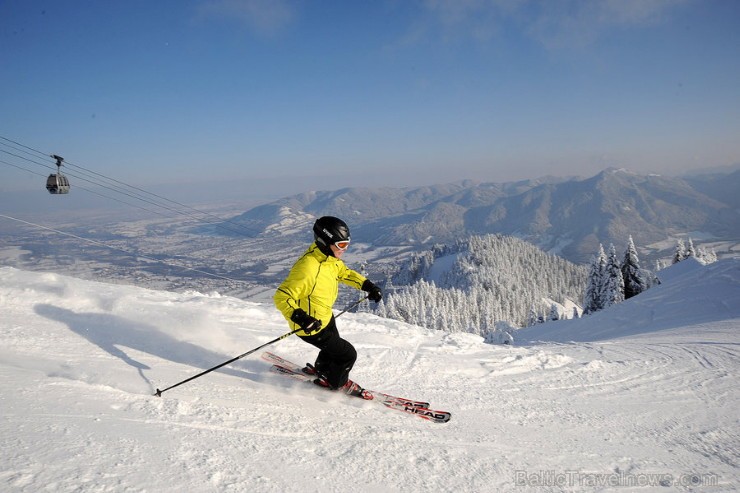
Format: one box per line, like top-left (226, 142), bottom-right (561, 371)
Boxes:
top-left (362, 280), bottom-right (382, 303)
top-left (291, 309), bottom-right (321, 334)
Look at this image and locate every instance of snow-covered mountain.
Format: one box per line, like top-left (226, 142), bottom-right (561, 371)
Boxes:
top-left (684, 168), bottom-right (740, 211)
top-left (224, 168), bottom-right (740, 264)
top-left (1, 257), bottom-right (737, 492)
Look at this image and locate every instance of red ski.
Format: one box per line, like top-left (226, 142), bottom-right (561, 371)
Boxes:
top-left (262, 352), bottom-right (451, 423)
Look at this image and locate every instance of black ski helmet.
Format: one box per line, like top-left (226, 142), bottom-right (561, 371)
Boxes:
top-left (313, 216), bottom-right (350, 248)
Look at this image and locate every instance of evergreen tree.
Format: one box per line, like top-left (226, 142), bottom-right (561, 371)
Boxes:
top-left (602, 244), bottom-right (625, 309)
top-left (686, 238), bottom-right (696, 258)
top-left (673, 239), bottom-right (686, 264)
top-left (549, 303), bottom-right (560, 321)
top-left (621, 235), bottom-right (646, 299)
top-left (697, 246), bottom-right (718, 265)
top-left (583, 244), bottom-right (606, 314)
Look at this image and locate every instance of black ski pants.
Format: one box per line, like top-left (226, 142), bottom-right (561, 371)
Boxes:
top-left (299, 316), bottom-right (357, 389)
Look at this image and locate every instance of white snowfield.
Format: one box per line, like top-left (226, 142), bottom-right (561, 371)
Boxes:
top-left (1, 258), bottom-right (738, 492)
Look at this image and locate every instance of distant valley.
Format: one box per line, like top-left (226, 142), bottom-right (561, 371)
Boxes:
top-left (2, 168), bottom-right (738, 302)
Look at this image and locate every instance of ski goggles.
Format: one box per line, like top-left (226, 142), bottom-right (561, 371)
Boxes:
top-left (334, 240), bottom-right (350, 251)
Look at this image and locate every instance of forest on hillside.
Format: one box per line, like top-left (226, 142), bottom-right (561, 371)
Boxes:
top-left (375, 235), bottom-right (588, 334)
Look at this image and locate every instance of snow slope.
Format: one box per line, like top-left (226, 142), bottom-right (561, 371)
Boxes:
top-left (517, 258), bottom-right (740, 343)
top-left (0, 261), bottom-right (738, 492)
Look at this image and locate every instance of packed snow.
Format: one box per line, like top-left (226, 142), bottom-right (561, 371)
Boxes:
top-left (1, 259), bottom-right (738, 492)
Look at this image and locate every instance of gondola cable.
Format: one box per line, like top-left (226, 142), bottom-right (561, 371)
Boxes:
top-left (0, 135), bottom-right (260, 237)
top-left (0, 147), bottom-right (253, 237)
top-left (0, 157), bottom-right (185, 218)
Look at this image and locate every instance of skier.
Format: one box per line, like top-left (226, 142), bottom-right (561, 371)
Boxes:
top-left (274, 216), bottom-right (383, 395)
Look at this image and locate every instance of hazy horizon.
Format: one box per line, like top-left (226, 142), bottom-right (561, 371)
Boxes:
top-left (4, 162), bottom-right (740, 217)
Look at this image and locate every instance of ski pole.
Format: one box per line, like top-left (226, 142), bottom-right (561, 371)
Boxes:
top-left (154, 326), bottom-right (301, 397)
top-left (154, 296), bottom-right (368, 397)
top-left (334, 295), bottom-right (368, 318)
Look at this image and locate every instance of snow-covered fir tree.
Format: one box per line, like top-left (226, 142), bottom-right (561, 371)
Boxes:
top-left (621, 236), bottom-right (646, 299)
top-left (549, 303), bottom-right (560, 321)
top-left (601, 244), bottom-right (625, 309)
top-left (376, 234), bottom-right (587, 335)
top-left (673, 239), bottom-right (686, 264)
top-left (670, 237), bottom-right (718, 266)
top-left (686, 238), bottom-right (697, 258)
top-left (697, 245), bottom-right (718, 264)
top-left (583, 238), bottom-right (658, 315)
top-left (583, 244), bottom-right (606, 314)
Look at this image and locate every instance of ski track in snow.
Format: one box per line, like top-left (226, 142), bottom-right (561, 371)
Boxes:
top-left (1, 262), bottom-right (739, 492)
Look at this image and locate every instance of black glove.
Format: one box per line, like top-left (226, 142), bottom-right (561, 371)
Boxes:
top-left (290, 308), bottom-right (321, 334)
top-left (362, 280), bottom-right (382, 303)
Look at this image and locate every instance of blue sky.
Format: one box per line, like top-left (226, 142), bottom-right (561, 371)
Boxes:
top-left (2, 0), bottom-right (739, 198)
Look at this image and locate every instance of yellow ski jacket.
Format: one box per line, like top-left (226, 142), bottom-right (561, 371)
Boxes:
top-left (274, 243), bottom-right (367, 336)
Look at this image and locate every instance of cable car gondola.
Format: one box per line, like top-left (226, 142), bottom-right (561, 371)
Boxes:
top-left (46, 154), bottom-right (70, 194)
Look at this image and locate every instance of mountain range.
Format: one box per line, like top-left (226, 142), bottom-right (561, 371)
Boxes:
top-left (224, 168), bottom-right (740, 264)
